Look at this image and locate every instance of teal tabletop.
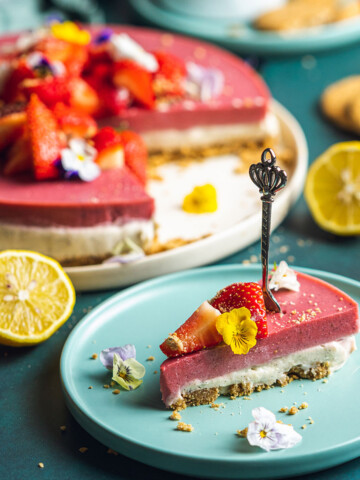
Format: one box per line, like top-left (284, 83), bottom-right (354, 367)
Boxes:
top-left (1, 1), bottom-right (360, 479)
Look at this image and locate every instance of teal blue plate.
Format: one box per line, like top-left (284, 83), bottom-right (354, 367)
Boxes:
top-left (60, 265), bottom-right (360, 478)
top-left (131, 0), bottom-right (360, 55)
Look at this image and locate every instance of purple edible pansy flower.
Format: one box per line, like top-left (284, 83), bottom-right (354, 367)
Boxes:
top-left (94, 28), bottom-right (113, 45)
top-left (100, 344), bottom-right (136, 370)
top-left (186, 62), bottom-right (224, 102)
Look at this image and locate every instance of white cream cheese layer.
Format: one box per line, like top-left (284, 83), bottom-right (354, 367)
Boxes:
top-left (0, 220), bottom-right (154, 263)
top-left (181, 336), bottom-right (356, 396)
top-left (142, 112), bottom-right (280, 151)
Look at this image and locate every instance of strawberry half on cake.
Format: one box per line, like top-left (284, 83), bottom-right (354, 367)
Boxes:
top-left (160, 262), bottom-right (360, 409)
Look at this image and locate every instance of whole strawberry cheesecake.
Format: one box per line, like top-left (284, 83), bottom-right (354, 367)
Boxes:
top-left (0, 22), bottom-right (281, 265)
top-left (159, 262), bottom-right (360, 409)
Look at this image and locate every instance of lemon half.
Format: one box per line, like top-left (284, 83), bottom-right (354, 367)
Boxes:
top-left (305, 142), bottom-right (360, 236)
top-left (0, 250), bottom-right (75, 346)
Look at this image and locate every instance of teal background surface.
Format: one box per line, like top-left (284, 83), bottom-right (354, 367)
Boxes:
top-left (1, 1), bottom-right (360, 479)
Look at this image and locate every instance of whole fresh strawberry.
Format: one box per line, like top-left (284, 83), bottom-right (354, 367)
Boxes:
top-left (27, 94), bottom-right (63, 180)
top-left (119, 130), bottom-right (147, 186)
top-left (153, 51), bottom-right (186, 98)
top-left (113, 59), bottom-right (154, 109)
top-left (210, 282), bottom-right (267, 338)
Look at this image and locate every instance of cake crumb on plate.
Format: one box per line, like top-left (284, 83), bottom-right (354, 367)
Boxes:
top-left (170, 411), bottom-right (181, 421)
top-left (288, 406), bottom-right (299, 415)
top-left (177, 422), bottom-right (193, 432)
top-left (237, 427), bottom-right (248, 438)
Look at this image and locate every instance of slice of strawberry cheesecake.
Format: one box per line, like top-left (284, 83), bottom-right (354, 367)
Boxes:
top-left (160, 265), bottom-right (359, 409)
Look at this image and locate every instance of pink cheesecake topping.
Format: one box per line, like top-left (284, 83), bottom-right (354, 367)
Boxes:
top-left (0, 167), bottom-right (154, 227)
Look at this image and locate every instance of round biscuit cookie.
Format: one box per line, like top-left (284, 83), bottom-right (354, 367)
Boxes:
top-left (254, 0), bottom-right (336, 31)
top-left (347, 95), bottom-right (360, 134)
top-left (321, 75), bottom-right (360, 134)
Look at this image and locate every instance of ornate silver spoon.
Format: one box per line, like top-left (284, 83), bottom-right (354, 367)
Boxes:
top-left (249, 148), bottom-right (287, 312)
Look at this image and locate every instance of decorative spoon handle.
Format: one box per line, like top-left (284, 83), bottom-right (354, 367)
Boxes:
top-left (249, 148), bottom-right (287, 312)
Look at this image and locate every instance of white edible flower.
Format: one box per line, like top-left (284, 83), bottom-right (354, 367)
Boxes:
top-left (185, 62), bottom-right (224, 102)
top-left (247, 407), bottom-right (302, 452)
top-left (269, 260), bottom-right (300, 292)
top-left (109, 33), bottom-right (158, 72)
top-left (15, 28), bottom-right (48, 53)
top-left (61, 138), bottom-right (100, 182)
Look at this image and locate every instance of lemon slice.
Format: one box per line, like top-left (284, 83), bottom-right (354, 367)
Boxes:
top-left (0, 250), bottom-right (75, 346)
top-left (305, 142), bottom-right (360, 236)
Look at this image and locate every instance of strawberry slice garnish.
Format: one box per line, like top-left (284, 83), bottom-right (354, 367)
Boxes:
top-left (210, 282), bottom-right (268, 339)
top-left (113, 60), bottom-right (154, 109)
top-left (0, 106), bottom-right (26, 151)
top-left (36, 37), bottom-right (88, 77)
top-left (3, 127), bottom-right (32, 176)
top-left (119, 130), bottom-right (147, 186)
top-left (2, 58), bottom-right (34, 102)
top-left (21, 76), bottom-right (70, 108)
top-left (160, 301), bottom-right (222, 358)
top-left (92, 126), bottom-right (121, 151)
top-left (27, 94), bottom-right (63, 180)
top-left (153, 51), bottom-right (186, 98)
top-left (68, 77), bottom-right (100, 116)
top-left (53, 102), bottom-right (97, 138)
top-left (101, 86), bottom-right (131, 116)
top-left (93, 127), bottom-right (124, 170)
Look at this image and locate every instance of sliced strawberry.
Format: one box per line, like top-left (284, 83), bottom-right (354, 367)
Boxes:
top-left (68, 77), bottom-right (100, 116)
top-left (0, 108), bottom-right (26, 151)
top-left (93, 126), bottom-right (124, 170)
top-left (101, 85), bottom-right (131, 116)
top-left (160, 301), bottom-right (222, 358)
top-left (27, 94), bottom-right (62, 180)
top-left (3, 128), bottom-right (32, 176)
top-left (2, 58), bottom-right (34, 102)
top-left (113, 60), bottom-right (154, 109)
top-left (36, 38), bottom-right (88, 76)
top-left (119, 130), bottom-right (147, 186)
top-left (21, 76), bottom-right (70, 107)
top-left (62, 44), bottom-right (89, 77)
top-left (53, 102), bottom-right (97, 138)
top-left (92, 126), bottom-right (121, 151)
top-left (153, 51), bottom-right (186, 98)
top-left (95, 144), bottom-right (124, 170)
top-left (210, 282), bottom-right (268, 339)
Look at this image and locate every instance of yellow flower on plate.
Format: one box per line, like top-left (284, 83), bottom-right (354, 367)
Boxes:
top-left (51, 21), bottom-right (91, 45)
top-left (216, 307), bottom-right (258, 355)
top-left (182, 184), bottom-right (217, 214)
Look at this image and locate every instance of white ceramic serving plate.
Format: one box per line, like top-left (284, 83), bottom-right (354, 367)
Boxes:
top-left (65, 99), bottom-right (308, 292)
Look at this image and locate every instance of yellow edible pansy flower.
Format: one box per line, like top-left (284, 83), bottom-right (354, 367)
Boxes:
top-left (216, 307), bottom-right (257, 355)
top-left (51, 21), bottom-right (91, 45)
top-left (182, 184), bottom-right (217, 214)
